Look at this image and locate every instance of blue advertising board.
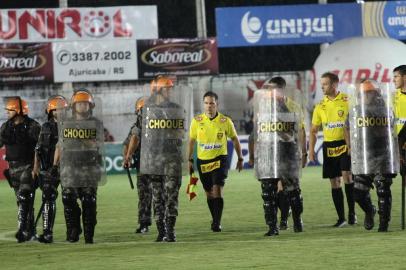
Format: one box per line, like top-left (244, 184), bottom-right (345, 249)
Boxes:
top-left (363, 1), bottom-right (406, 40)
top-left (216, 3), bottom-right (362, 47)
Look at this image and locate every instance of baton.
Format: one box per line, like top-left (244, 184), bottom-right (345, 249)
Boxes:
top-left (125, 167), bottom-right (135, 190)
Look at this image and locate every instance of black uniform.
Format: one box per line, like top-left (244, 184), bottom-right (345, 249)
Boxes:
top-left (60, 116), bottom-right (103, 244)
top-left (35, 118), bottom-right (59, 243)
top-left (251, 97), bottom-right (304, 236)
top-left (352, 90), bottom-right (395, 232)
top-left (0, 115), bottom-right (41, 242)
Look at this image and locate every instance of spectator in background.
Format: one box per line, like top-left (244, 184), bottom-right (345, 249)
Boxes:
top-left (104, 128), bottom-right (115, 142)
top-left (244, 114), bottom-right (254, 135)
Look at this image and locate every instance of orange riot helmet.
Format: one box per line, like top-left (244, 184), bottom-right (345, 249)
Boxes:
top-left (135, 96), bottom-right (145, 112)
top-left (150, 76), bottom-right (174, 94)
top-left (5, 97), bottom-right (28, 115)
top-left (71, 89), bottom-right (95, 108)
top-left (46, 95), bottom-right (68, 114)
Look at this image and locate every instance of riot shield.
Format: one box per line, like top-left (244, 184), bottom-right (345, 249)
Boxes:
top-left (140, 83), bottom-right (192, 177)
top-left (58, 96), bottom-right (106, 188)
top-left (348, 80), bottom-right (399, 175)
top-left (253, 86), bottom-right (303, 179)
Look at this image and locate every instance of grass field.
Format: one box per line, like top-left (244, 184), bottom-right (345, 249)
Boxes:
top-left (0, 166), bottom-right (406, 270)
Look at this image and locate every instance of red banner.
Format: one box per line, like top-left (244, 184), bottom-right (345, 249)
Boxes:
top-left (0, 43), bottom-right (53, 83)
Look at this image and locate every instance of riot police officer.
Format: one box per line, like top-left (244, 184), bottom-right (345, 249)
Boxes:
top-left (249, 78), bottom-right (306, 236)
top-left (32, 95), bottom-right (68, 243)
top-left (349, 80), bottom-right (398, 232)
top-left (54, 89), bottom-right (105, 243)
top-left (138, 76), bottom-right (188, 242)
top-left (0, 97), bottom-right (41, 243)
top-left (123, 96), bottom-right (153, 234)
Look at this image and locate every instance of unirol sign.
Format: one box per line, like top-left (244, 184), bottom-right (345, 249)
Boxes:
top-left (0, 6), bottom-right (158, 43)
top-left (311, 37), bottom-right (406, 103)
top-left (0, 43), bottom-right (53, 82)
top-left (138, 38), bottom-right (219, 78)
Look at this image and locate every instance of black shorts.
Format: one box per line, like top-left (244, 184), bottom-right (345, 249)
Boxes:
top-left (196, 155), bottom-right (228, 192)
top-left (322, 140), bottom-right (351, 179)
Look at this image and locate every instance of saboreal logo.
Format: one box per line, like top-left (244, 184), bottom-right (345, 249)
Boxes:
top-left (0, 49), bottom-right (46, 75)
top-left (141, 43), bottom-right (211, 69)
top-left (241, 11), bottom-right (334, 44)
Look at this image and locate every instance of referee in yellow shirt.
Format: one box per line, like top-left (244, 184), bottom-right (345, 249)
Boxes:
top-left (309, 72), bottom-right (356, 227)
top-left (188, 91), bottom-right (243, 232)
top-left (393, 65), bottom-right (406, 172)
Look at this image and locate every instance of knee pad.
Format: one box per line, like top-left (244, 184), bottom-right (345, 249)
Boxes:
top-left (62, 190), bottom-right (77, 207)
top-left (81, 193), bottom-right (97, 208)
top-left (17, 189), bottom-right (33, 204)
top-left (42, 186), bottom-right (58, 202)
top-left (353, 175), bottom-right (373, 191)
top-left (374, 176), bottom-right (392, 199)
top-left (261, 180), bottom-right (277, 201)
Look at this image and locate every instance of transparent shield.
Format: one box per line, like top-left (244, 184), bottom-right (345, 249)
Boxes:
top-left (348, 81), bottom-right (399, 175)
top-left (140, 83), bottom-right (192, 176)
top-left (58, 96), bottom-right (106, 188)
top-left (253, 87), bottom-right (303, 179)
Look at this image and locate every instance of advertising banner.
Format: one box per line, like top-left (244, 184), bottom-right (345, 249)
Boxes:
top-left (363, 1), bottom-right (406, 40)
top-left (0, 6), bottom-right (158, 43)
top-left (137, 38), bottom-right (219, 78)
top-left (0, 43), bottom-right (53, 83)
top-left (53, 39), bottom-right (138, 82)
top-left (216, 3), bottom-right (362, 47)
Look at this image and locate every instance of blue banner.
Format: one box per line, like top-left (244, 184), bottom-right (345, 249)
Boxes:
top-left (216, 3), bottom-right (362, 47)
top-left (363, 1), bottom-right (406, 40)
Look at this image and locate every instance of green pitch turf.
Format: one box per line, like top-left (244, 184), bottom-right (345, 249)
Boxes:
top-left (0, 167), bottom-right (406, 269)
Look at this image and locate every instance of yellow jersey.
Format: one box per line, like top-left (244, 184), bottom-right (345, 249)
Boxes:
top-left (312, 92), bottom-right (348, 142)
top-left (394, 89), bottom-right (406, 134)
top-left (189, 112), bottom-right (237, 160)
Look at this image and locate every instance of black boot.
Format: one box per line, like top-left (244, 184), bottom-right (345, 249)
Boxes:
top-left (165, 216), bottom-right (177, 242)
top-left (26, 191), bottom-right (38, 241)
top-left (15, 191), bottom-right (33, 243)
top-left (64, 203), bottom-right (82, 242)
top-left (82, 194), bottom-right (97, 244)
top-left (135, 222), bottom-right (149, 234)
top-left (376, 178), bottom-right (392, 232)
top-left (262, 181), bottom-right (278, 236)
top-left (278, 191), bottom-right (290, 230)
top-left (155, 220), bottom-right (166, 242)
top-left (377, 195), bottom-right (391, 232)
top-left (289, 190), bottom-right (303, 233)
top-left (354, 188), bottom-right (375, 230)
top-left (38, 201), bottom-right (56, 243)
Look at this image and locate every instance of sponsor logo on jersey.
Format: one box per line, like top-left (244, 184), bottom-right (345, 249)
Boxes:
top-left (199, 143), bottom-right (222, 150)
top-left (324, 121), bottom-right (345, 129)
